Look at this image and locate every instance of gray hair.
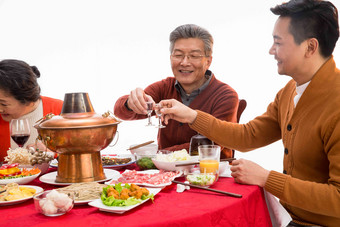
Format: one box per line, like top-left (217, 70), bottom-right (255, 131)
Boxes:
top-left (169, 24), bottom-right (214, 56)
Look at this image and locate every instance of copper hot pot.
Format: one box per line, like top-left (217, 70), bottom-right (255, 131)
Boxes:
top-left (34, 92), bottom-right (120, 183)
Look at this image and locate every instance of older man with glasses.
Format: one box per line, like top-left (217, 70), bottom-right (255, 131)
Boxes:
top-left (114, 24), bottom-right (238, 158)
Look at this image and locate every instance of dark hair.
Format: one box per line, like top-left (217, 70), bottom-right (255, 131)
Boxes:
top-left (169, 24), bottom-right (214, 56)
top-left (271, 0), bottom-right (339, 57)
top-left (0, 59), bottom-right (41, 104)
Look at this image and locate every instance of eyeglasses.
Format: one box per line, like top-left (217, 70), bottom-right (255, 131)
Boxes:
top-left (170, 54), bottom-right (207, 63)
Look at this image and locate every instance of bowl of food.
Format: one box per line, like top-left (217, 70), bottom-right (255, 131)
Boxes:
top-left (5, 147), bottom-right (54, 175)
top-left (185, 172), bottom-right (218, 187)
top-left (135, 153), bottom-right (157, 170)
top-left (34, 190), bottom-right (74, 216)
top-left (19, 162), bottom-right (51, 176)
top-left (152, 149), bottom-right (198, 172)
top-left (129, 143), bottom-right (158, 156)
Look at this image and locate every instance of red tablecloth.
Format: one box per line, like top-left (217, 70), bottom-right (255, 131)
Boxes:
top-left (0, 166), bottom-right (272, 227)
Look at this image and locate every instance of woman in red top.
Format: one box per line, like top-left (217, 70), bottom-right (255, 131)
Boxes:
top-left (0, 59), bottom-right (63, 161)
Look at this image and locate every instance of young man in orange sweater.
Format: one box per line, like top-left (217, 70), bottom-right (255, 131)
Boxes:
top-left (160, 0), bottom-right (340, 226)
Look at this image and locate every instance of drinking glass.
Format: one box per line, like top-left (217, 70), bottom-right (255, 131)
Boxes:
top-left (145, 101), bottom-right (154, 126)
top-left (154, 103), bottom-right (166, 128)
top-left (10, 118), bottom-right (31, 147)
top-left (198, 145), bottom-right (221, 174)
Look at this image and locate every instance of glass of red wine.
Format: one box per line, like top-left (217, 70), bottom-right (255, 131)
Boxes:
top-left (10, 118), bottom-right (31, 148)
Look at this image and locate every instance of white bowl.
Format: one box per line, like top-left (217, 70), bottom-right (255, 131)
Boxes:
top-left (219, 161), bottom-right (230, 175)
top-left (129, 144), bottom-right (158, 155)
top-left (152, 156), bottom-right (199, 172)
top-left (186, 172), bottom-right (218, 187)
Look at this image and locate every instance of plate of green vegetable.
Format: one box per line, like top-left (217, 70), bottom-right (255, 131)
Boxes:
top-left (88, 183), bottom-right (161, 213)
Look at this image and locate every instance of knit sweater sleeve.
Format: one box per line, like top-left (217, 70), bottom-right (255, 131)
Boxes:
top-left (190, 105), bottom-right (282, 152)
top-left (113, 95), bottom-right (141, 120)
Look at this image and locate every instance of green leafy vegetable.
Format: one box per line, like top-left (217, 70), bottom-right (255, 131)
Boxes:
top-left (136, 157), bottom-right (157, 170)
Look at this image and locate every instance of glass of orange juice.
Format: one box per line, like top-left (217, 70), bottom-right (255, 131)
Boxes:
top-left (198, 145), bottom-right (221, 174)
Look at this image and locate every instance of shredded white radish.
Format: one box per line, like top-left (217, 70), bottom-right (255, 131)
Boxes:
top-left (4, 147), bottom-right (33, 165)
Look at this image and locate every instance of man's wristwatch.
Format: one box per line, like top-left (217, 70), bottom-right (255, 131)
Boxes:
top-left (124, 100), bottom-right (133, 111)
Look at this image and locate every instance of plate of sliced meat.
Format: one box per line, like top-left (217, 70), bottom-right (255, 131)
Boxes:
top-left (106, 169), bottom-right (182, 188)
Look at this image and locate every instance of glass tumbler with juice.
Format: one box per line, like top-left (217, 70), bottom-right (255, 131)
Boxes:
top-left (198, 145), bottom-right (221, 174)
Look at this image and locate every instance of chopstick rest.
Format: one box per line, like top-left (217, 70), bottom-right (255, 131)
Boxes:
top-left (176, 181), bottom-right (190, 193)
top-left (172, 180), bottom-right (242, 198)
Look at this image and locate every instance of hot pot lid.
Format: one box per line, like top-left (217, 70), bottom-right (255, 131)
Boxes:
top-left (35, 112), bottom-right (120, 129)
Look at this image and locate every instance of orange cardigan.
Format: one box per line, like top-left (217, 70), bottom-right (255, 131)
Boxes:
top-left (0, 96), bottom-right (63, 161)
top-left (190, 57), bottom-right (340, 226)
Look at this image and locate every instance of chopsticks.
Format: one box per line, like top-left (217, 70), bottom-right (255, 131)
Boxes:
top-left (172, 180), bottom-right (242, 198)
top-left (175, 158), bottom-right (236, 167)
top-left (127, 141), bottom-right (154, 150)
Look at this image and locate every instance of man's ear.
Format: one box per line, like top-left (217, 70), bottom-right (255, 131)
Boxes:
top-left (305, 38), bottom-right (319, 57)
top-left (206, 56), bottom-right (213, 67)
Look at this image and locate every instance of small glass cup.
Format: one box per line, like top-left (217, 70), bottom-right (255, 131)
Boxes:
top-left (145, 101), bottom-right (154, 126)
top-left (154, 103), bottom-right (166, 128)
top-left (198, 145), bottom-right (221, 174)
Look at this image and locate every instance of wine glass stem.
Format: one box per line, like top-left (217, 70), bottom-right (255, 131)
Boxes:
top-left (158, 115), bottom-right (162, 126)
top-left (148, 113), bottom-right (152, 124)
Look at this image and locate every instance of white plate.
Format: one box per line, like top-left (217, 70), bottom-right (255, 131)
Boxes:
top-left (0, 170), bottom-right (41, 185)
top-left (39, 169), bottom-right (121, 186)
top-left (50, 160), bottom-right (58, 168)
top-left (0, 185), bottom-right (43, 206)
top-left (88, 187), bottom-right (162, 213)
top-left (74, 199), bottom-right (96, 205)
top-left (105, 169), bottom-right (182, 188)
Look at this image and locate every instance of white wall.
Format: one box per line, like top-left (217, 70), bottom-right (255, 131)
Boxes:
top-left (0, 0), bottom-right (339, 173)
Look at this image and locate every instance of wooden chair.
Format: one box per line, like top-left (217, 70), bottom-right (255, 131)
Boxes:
top-left (237, 99), bottom-right (247, 123)
top-left (232, 99), bottom-right (247, 158)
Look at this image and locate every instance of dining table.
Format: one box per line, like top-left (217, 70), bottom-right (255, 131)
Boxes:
top-left (0, 164), bottom-right (272, 227)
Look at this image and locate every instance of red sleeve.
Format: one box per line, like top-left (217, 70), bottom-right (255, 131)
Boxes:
top-left (41, 96), bottom-right (63, 115)
top-left (113, 95), bottom-right (146, 120)
top-left (0, 119), bottom-right (10, 161)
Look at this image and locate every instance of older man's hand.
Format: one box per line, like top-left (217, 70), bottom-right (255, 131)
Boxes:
top-left (127, 88), bottom-right (154, 115)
